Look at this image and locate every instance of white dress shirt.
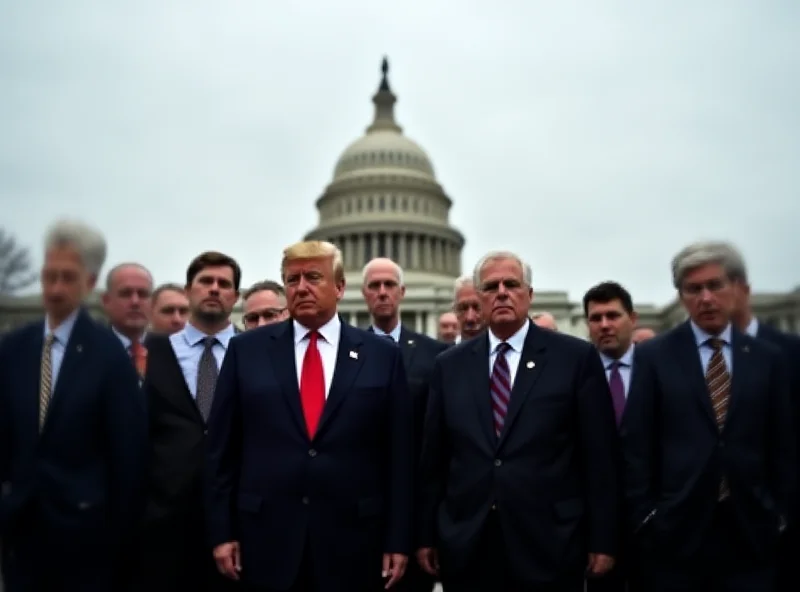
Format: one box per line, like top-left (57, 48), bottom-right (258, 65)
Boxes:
top-left (294, 314), bottom-right (341, 399)
top-left (745, 317), bottom-right (759, 337)
top-left (370, 322), bottom-right (401, 343)
top-left (487, 321), bottom-right (530, 387)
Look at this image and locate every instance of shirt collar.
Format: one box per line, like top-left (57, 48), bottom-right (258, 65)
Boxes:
top-left (182, 321), bottom-right (236, 348)
top-left (44, 308), bottom-right (80, 345)
top-left (488, 320), bottom-right (529, 354)
top-left (745, 317), bottom-right (759, 337)
top-left (112, 326), bottom-right (147, 350)
top-left (599, 343), bottom-right (635, 370)
top-left (293, 314), bottom-right (341, 346)
top-left (690, 320), bottom-right (733, 348)
top-left (370, 322), bottom-right (401, 343)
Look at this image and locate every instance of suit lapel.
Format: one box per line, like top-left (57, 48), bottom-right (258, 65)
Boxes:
top-left (725, 329), bottom-right (750, 431)
top-left (316, 324), bottom-right (365, 438)
top-left (23, 324), bottom-right (44, 436)
top-left (398, 327), bottom-right (417, 370)
top-left (158, 337), bottom-right (203, 423)
top-left (44, 310), bottom-right (91, 432)
top-left (469, 336), bottom-right (496, 447)
top-left (674, 322), bottom-right (717, 430)
top-left (497, 323), bottom-right (547, 450)
top-left (271, 321), bottom-right (306, 437)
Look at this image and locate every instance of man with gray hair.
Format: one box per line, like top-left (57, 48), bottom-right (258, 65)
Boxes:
top-left (241, 280), bottom-right (288, 330)
top-left (418, 249), bottom-right (619, 590)
top-left (0, 219), bottom-right (147, 590)
top-left (621, 240), bottom-right (794, 591)
top-left (452, 275), bottom-right (484, 342)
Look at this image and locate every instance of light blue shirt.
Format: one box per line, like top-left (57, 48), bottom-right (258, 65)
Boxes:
top-left (370, 323), bottom-right (401, 343)
top-left (690, 321), bottom-right (733, 375)
top-left (169, 322), bottom-right (236, 398)
top-left (43, 310), bottom-right (80, 395)
top-left (599, 344), bottom-right (635, 399)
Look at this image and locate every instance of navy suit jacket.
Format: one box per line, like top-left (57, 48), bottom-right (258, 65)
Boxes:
top-left (621, 322), bottom-right (795, 560)
top-left (417, 321), bottom-right (621, 584)
top-left (205, 318), bottom-right (413, 591)
top-left (0, 308), bottom-right (147, 573)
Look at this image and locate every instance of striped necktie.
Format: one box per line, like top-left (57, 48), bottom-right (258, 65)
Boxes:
top-left (490, 342), bottom-right (512, 437)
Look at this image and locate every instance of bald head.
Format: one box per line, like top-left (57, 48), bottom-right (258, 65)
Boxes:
top-left (532, 311), bottom-right (558, 331)
top-left (362, 257), bottom-right (405, 333)
top-left (632, 327), bottom-right (656, 343)
top-left (438, 311), bottom-right (458, 343)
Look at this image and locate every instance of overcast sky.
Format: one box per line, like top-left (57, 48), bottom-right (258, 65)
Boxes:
top-left (2, 0), bottom-right (798, 306)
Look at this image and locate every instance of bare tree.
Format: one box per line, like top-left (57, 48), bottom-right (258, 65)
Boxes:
top-left (0, 228), bottom-right (37, 295)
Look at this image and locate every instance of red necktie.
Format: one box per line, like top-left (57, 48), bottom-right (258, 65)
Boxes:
top-left (300, 331), bottom-right (326, 438)
top-left (130, 340), bottom-right (147, 379)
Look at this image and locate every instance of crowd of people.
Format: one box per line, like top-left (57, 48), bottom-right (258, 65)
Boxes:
top-left (0, 217), bottom-right (797, 592)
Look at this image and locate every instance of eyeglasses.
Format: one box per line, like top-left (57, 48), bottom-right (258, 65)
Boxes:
top-left (243, 308), bottom-right (286, 324)
top-left (158, 305), bottom-right (189, 316)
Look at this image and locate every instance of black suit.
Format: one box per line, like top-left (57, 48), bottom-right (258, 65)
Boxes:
top-left (418, 321), bottom-right (621, 591)
top-left (132, 333), bottom-right (233, 591)
top-left (0, 309), bottom-right (147, 591)
top-left (369, 325), bottom-right (447, 592)
top-left (621, 322), bottom-right (794, 591)
top-left (754, 322), bottom-right (800, 591)
top-left (205, 319), bottom-right (414, 591)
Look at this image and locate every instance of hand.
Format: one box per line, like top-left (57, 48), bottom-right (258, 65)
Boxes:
top-left (382, 553), bottom-right (407, 588)
top-left (586, 553), bottom-right (615, 577)
top-left (416, 547), bottom-right (439, 577)
top-left (213, 541), bottom-right (242, 580)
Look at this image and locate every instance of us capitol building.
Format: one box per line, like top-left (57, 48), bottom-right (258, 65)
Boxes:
top-left (1, 59), bottom-right (799, 338)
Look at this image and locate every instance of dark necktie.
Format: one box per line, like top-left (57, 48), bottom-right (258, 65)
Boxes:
top-left (382, 334), bottom-right (395, 343)
top-left (490, 342), bottom-right (512, 437)
top-left (196, 336), bottom-right (219, 421)
top-left (300, 331), bottom-right (326, 438)
top-left (705, 337), bottom-right (731, 499)
top-left (608, 361), bottom-right (626, 427)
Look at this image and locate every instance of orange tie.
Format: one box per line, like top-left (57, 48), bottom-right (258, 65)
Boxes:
top-left (130, 340), bottom-right (147, 379)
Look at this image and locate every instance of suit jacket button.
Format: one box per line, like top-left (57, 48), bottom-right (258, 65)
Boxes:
top-left (302, 496), bottom-right (310, 505)
top-left (308, 449), bottom-right (317, 457)
top-left (494, 459), bottom-right (502, 467)
top-left (203, 429), bottom-right (209, 436)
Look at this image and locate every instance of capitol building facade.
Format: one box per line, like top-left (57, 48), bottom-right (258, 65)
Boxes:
top-left (1, 60), bottom-right (799, 338)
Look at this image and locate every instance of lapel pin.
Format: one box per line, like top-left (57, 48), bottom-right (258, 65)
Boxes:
top-left (742, 345), bottom-right (749, 353)
top-left (526, 361), bottom-right (535, 368)
top-left (349, 350), bottom-right (358, 359)
top-left (407, 339), bottom-right (414, 346)
top-left (76, 345), bottom-right (83, 353)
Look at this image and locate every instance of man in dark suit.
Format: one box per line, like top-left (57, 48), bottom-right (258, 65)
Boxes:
top-left (362, 257), bottom-right (447, 592)
top-left (133, 251), bottom-right (242, 591)
top-left (206, 240), bottom-right (413, 591)
top-left (417, 250), bottom-right (620, 591)
top-left (621, 241), bottom-right (795, 592)
top-left (0, 219), bottom-right (147, 591)
top-left (728, 262), bottom-right (800, 592)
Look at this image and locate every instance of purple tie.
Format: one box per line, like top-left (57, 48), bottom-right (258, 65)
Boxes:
top-left (490, 343), bottom-right (512, 437)
top-left (608, 361), bottom-right (626, 427)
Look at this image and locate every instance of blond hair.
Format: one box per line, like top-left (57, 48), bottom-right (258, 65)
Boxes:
top-left (281, 241), bottom-right (345, 282)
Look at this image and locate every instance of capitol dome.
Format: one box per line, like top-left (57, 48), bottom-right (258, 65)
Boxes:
top-left (304, 57), bottom-right (465, 284)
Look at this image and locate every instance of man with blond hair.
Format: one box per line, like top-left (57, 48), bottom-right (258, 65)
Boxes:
top-left (206, 241), bottom-right (413, 591)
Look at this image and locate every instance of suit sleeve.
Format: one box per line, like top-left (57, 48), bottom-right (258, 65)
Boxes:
top-left (619, 344), bottom-right (659, 532)
top-left (416, 357), bottom-right (449, 549)
top-left (205, 335), bottom-right (243, 548)
top-left (576, 344), bottom-right (621, 556)
top-left (103, 339), bottom-right (149, 536)
top-left (385, 345), bottom-right (414, 555)
top-left (767, 349), bottom-right (795, 522)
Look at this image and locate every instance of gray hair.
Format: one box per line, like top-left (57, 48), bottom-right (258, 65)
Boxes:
top-left (105, 263), bottom-right (153, 291)
top-left (362, 257), bottom-right (405, 286)
top-left (44, 219), bottom-right (107, 277)
top-left (453, 274), bottom-right (473, 299)
top-left (671, 240), bottom-right (748, 289)
top-left (472, 250), bottom-right (533, 287)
